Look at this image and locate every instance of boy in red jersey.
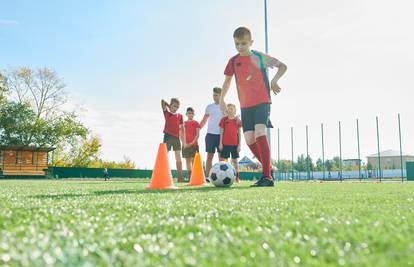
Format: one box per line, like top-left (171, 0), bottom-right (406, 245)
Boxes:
top-left (219, 104), bottom-right (242, 182)
top-left (220, 26), bottom-right (287, 187)
top-left (161, 98), bottom-right (185, 182)
top-left (182, 107), bottom-right (201, 180)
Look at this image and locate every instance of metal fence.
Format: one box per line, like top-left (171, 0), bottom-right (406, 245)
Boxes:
top-left (273, 113), bottom-right (409, 182)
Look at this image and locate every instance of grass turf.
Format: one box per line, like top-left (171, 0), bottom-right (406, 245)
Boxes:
top-left (0, 179), bottom-right (413, 267)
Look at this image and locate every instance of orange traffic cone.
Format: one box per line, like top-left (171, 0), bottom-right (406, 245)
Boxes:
top-left (147, 143), bottom-right (178, 189)
top-left (188, 152), bottom-right (208, 186)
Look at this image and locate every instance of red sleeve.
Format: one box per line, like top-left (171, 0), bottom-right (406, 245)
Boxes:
top-left (196, 121), bottom-right (201, 128)
top-left (224, 58), bottom-right (234, 76)
top-left (219, 118), bottom-right (225, 128)
top-left (259, 51), bottom-right (279, 67)
top-left (163, 110), bottom-right (170, 119)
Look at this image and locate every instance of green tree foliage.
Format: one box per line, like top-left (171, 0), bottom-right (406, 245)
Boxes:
top-left (0, 101), bottom-right (87, 147)
top-left (0, 72), bottom-right (7, 102)
top-left (276, 160), bottom-right (293, 172)
top-left (0, 102), bottom-right (35, 146)
top-left (1, 67), bottom-right (88, 148)
top-left (53, 135), bottom-right (101, 167)
top-left (53, 135), bottom-right (136, 169)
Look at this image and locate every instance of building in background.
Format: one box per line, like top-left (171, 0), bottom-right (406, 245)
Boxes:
top-left (0, 146), bottom-right (55, 178)
top-left (367, 150), bottom-right (414, 169)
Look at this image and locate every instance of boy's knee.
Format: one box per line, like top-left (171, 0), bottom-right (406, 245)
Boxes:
top-left (254, 124), bottom-right (267, 138)
top-left (244, 131), bottom-right (255, 145)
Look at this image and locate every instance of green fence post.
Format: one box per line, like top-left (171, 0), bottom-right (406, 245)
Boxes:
top-left (291, 127), bottom-right (294, 180)
top-left (321, 123), bottom-right (325, 180)
top-left (339, 121), bottom-right (343, 181)
top-left (398, 113), bottom-right (404, 182)
top-left (357, 119), bottom-right (362, 180)
top-left (278, 128), bottom-right (280, 165)
top-left (376, 116), bottom-right (382, 182)
top-left (306, 125), bottom-right (309, 180)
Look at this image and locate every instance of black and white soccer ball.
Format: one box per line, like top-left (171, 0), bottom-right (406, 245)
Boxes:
top-left (209, 161), bottom-right (236, 187)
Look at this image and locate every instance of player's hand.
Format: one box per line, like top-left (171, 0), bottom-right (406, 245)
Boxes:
top-left (219, 144), bottom-right (223, 151)
top-left (219, 100), bottom-right (228, 115)
top-left (271, 79), bottom-right (281, 95)
top-left (237, 146), bottom-right (241, 153)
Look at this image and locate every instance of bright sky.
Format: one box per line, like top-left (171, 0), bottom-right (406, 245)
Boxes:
top-left (1, 0), bottom-right (414, 169)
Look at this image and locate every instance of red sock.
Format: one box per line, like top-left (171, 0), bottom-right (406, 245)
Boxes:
top-left (248, 143), bottom-right (262, 164)
top-left (256, 135), bottom-right (271, 178)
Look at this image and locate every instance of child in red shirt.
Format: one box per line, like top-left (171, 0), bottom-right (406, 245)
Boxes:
top-left (161, 98), bottom-right (185, 182)
top-left (219, 104), bottom-right (242, 182)
top-left (220, 26), bottom-right (287, 187)
top-left (182, 107), bottom-right (200, 180)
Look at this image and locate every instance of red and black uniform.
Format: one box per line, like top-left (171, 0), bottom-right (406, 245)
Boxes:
top-left (224, 50), bottom-right (279, 132)
top-left (224, 50), bottom-right (279, 178)
top-left (163, 110), bottom-right (183, 151)
top-left (219, 116), bottom-right (242, 159)
top-left (182, 120), bottom-right (200, 158)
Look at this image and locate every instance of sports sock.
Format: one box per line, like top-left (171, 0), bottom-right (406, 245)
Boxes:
top-left (256, 135), bottom-right (271, 179)
top-left (248, 143), bottom-right (262, 164)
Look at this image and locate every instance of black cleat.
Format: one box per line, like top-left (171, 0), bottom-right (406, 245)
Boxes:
top-left (250, 177), bottom-right (274, 187)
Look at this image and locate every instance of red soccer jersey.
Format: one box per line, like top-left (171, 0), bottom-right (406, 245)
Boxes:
top-left (163, 110), bottom-right (183, 137)
top-left (184, 120), bottom-right (200, 146)
top-left (219, 117), bottom-right (242, 146)
top-left (224, 51), bottom-right (279, 109)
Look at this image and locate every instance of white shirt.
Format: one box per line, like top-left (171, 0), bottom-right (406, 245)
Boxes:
top-left (205, 103), bottom-right (223, 135)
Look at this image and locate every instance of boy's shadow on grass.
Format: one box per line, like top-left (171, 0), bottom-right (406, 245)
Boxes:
top-left (32, 185), bottom-right (253, 199)
top-left (94, 185), bottom-right (253, 196)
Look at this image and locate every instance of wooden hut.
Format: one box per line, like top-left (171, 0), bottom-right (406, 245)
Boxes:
top-left (0, 146), bottom-right (55, 177)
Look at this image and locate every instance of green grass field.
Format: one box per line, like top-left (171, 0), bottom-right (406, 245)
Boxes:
top-left (0, 179), bottom-right (413, 267)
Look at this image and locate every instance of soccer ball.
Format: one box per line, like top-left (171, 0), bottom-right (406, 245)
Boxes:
top-left (209, 161), bottom-right (236, 187)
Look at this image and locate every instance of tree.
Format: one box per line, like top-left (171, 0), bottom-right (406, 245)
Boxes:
top-left (305, 155), bottom-right (314, 171)
top-left (53, 135), bottom-right (101, 167)
top-left (0, 101), bottom-right (87, 147)
top-left (276, 160), bottom-right (293, 173)
top-left (316, 158), bottom-right (324, 171)
top-left (0, 102), bottom-right (36, 146)
top-left (1, 67), bottom-right (88, 148)
top-left (325, 160), bottom-right (333, 172)
top-left (4, 67), bottom-right (66, 119)
top-left (332, 156), bottom-right (342, 171)
top-left (0, 72), bottom-right (7, 102)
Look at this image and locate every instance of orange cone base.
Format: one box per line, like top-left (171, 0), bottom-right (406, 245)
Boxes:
top-left (146, 143), bottom-right (178, 190)
top-left (146, 184), bottom-right (178, 190)
top-left (187, 152), bottom-right (208, 186)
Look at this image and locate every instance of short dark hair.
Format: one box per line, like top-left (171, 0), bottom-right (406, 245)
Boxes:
top-left (213, 87), bottom-right (222, 94)
top-left (233, 27), bottom-right (252, 39)
top-left (186, 107), bottom-right (194, 113)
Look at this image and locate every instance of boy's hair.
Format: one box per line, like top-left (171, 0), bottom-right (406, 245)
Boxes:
top-left (213, 87), bottom-right (222, 94)
top-left (233, 27), bottom-right (252, 39)
top-left (170, 98), bottom-right (180, 105)
top-left (227, 103), bottom-right (236, 109)
top-left (186, 107), bottom-right (194, 113)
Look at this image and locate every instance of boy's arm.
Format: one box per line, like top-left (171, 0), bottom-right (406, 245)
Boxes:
top-left (161, 99), bottom-right (170, 111)
top-left (179, 125), bottom-right (185, 145)
top-left (270, 59), bottom-right (287, 95)
top-left (237, 128), bottom-right (241, 152)
top-left (219, 128), bottom-right (224, 150)
top-left (192, 128), bottom-right (200, 145)
top-left (219, 75), bottom-right (232, 115)
top-left (199, 114), bottom-right (209, 129)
